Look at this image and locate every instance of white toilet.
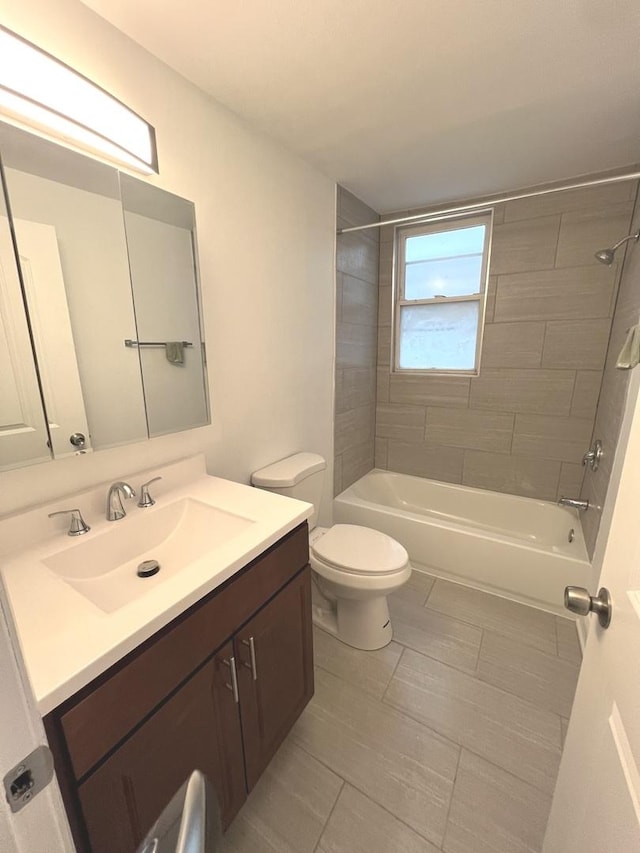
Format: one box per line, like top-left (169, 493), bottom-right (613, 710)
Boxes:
top-left (251, 452), bottom-right (411, 650)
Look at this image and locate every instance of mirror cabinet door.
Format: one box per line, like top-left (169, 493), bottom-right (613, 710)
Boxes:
top-left (0, 123), bottom-right (149, 456)
top-left (0, 121), bottom-right (210, 471)
top-left (0, 166), bottom-right (52, 471)
top-left (120, 175), bottom-right (209, 437)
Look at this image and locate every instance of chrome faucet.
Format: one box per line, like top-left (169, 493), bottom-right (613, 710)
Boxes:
top-left (558, 497), bottom-right (590, 512)
top-left (106, 481), bottom-right (136, 521)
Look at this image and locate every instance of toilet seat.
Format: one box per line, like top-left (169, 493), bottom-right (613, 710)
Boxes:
top-left (311, 524), bottom-right (409, 576)
top-left (252, 452), bottom-right (411, 649)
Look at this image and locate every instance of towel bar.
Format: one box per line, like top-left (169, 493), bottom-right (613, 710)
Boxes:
top-left (124, 339), bottom-right (193, 348)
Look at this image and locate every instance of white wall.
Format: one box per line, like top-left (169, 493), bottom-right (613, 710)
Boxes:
top-left (0, 0), bottom-right (337, 524)
top-left (0, 2), bottom-right (336, 847)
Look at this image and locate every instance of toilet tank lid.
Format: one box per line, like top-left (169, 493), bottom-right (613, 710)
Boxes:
top-left (251, 452), bottom-right (326, 487)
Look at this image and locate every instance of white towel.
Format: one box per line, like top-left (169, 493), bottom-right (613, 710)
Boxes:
top-left (616, 324), bottom-right (640, 370)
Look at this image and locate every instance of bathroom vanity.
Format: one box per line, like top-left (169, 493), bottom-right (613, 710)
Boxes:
top-left (0, 456), bottom-right (314, 853)
top-left (45, 524), bottom-right (312, 853)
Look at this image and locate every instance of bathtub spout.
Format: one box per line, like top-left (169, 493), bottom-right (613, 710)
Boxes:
top-left (558, 497), bottom-right (589, 511)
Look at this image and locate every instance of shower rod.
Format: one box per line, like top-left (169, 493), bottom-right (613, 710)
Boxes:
top-left (338, 166), bottom-right (640, 234)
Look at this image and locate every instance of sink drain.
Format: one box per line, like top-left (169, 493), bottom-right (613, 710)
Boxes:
top-left (137, 559), bottom-right (160, 578)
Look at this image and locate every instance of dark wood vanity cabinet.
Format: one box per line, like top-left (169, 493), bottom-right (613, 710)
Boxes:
top-left (76, 644), bottom-right (246, 853)
top-left (43, 523), bottom-right (313, 853)
top-left (236, 566), bottom-right (313, 790)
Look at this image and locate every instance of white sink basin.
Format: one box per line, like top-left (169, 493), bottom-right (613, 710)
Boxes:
top-left (43, 498), bottom-right (255, 613)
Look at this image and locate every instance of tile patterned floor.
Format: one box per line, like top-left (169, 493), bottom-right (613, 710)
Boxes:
top-left (222, 573), bottom-right (582, 853)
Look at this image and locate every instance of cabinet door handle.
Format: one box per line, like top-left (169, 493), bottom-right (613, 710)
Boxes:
top-left (222, 656), bottom-right (239, 703)
top-left (241, 636), bottom-right (258, 681)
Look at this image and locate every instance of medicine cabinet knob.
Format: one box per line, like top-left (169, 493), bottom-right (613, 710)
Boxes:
top-left (69, 432), bottom-right (86, 448)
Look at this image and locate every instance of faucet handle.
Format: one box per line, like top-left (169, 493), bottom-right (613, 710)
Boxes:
top-left (138, 476), bottom-right (162, 508)
top-left (582, 438), bottom-right (603, 471)
top-left (48, 508), bottom-right (91, 536)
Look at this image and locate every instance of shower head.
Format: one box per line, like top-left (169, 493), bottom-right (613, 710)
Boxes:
top-left (595, 248), bottom-right (616, 265)
top-left (595, 229), bottom-right (640, 265)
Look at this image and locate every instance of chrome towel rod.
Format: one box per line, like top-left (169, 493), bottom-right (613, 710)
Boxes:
top-left (124, 339), bottom-right (193, 348)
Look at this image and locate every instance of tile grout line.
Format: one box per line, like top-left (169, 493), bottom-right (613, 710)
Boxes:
top-left (456, 742), bottom-right (557, 804)
top-left (289, 737), bottom-right (347, 782)
top-left (292, 705), bottom-right (555, 851)
top-left (388, 628), bottom-right (483, 682)
top-left (380, 645), bottom-right (406, 704)
top-left (440, 745), bottom-right (464, 850)
top-left (382, 635), bottom-right (576, 734)
top-left (291, 738), bottom-right (450, 851)
top-left (423, 580), bottom-right (558, 653)
top-left (390, 596), bottom-right (578, 714)
top-left (385, 642), bottom-right (565, 724)
top-left (312, 638), bottom-right (403, 702)
top-left (311, 664), bottom-right (470, 763)
top-left (381, 684), bottom-right (561, 799)
top-left (330, 775), bottom-right (451, 850)
top-left (311, 778), bottom-right (345, 853)
top-left (305, 652), bottom-right (562, 844)
top-left (324, 593), bottom-right (576, 714)
top-left (381, 684), bottom-right (561, 800)
top-left (474, 628), bottom-right (486, 674)
top-left (424, 603), bottom-right (557, 656)
top-left (552, 213), bottom-right (562, 269)
top-left (423, 577), bottom-right (438, 608)
top-left (307, 587), bottom-right (573, 830)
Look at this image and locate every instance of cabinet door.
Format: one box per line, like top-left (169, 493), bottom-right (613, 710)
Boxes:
top-left (236, 567), bottom-right (313, 789)
top-left (77, 643), bottom-right (245, 853)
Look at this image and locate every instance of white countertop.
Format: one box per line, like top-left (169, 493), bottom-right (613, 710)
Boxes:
top-left (0, 455), bottom-right (312, 715)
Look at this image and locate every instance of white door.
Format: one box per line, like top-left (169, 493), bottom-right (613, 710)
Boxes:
top-left (0, 215), bottom-right (51, 471)
top-left (0, 578), bottom-right (74, 853)
top-left (13, 219), bottom-right (92, 458)
top-left (543, 368), bottom-right (640, 852)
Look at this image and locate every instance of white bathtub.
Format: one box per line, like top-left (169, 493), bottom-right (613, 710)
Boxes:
top-left (333, 469), bottom-right (591, 615)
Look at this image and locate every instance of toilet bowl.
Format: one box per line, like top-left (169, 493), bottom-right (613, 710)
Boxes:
top-left (251, 453), bottom-right (411, 650)
top-left (309, 524), bottom-right (411, 649)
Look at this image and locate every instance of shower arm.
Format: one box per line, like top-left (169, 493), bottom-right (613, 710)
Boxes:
top-left (611, 230), bottom-right (640, 252)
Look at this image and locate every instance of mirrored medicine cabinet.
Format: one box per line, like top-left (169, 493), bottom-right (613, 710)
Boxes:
top-left (0, 121), bottom-right (209, 473)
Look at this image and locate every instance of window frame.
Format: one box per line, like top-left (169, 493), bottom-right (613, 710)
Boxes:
top-left (391, 209), bottom-right (493, 376)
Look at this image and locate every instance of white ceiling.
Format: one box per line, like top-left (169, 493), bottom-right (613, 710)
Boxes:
top-left (81, 0), bottom-right (640, 213)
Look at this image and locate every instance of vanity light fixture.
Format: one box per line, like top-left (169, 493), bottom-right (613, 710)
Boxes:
top-left (0, 26), bottom-right (158, 174)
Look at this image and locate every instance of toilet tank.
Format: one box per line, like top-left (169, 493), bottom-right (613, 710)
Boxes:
top-left (251, 452), bottom-right (326, 530)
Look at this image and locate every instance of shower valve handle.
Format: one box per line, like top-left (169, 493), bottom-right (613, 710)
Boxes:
top-left (582, 439), bottom-right (603, 471)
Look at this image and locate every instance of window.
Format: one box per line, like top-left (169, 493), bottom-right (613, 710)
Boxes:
top-left (393, 211), bottom-right (492, 373)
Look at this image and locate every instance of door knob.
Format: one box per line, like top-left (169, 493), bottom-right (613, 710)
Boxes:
top-left (564, 586), bottom-right (612, 628)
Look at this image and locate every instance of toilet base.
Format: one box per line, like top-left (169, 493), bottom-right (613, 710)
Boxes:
top-left (312, 595), bottom-right (393, 651)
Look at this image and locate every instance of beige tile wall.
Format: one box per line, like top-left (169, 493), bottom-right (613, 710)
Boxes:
top-left (581, 199), bottom-right (640, 557)
top-left (335, 187), bottom-right (379, 495)
top-left (375, 181), bottom-right (638, 503)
